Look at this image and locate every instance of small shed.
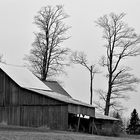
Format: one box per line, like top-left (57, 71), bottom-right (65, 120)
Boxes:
top-left (0, 63), bottom-right (95, 131)
top-left (94, 113), bottom-right (118, 133)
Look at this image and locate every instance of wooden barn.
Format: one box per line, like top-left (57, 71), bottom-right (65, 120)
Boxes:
top-left (0, 63), bottom-right (95, 131)
top-left (43, 81), bottom-right (118, 133)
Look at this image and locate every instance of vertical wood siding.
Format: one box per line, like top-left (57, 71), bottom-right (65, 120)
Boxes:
top-left (0, 69), bottom-right (94, 131)
top-left (0, 69), bottom-right (64, 106)
top-left (68, 104), bottom-right (95, 117)
top-left (0, 69), bottom-right (68, 130)
top-left (0, 106), bottom-right (68, 130)
top-left (0, 70), bottom-right (4, 105)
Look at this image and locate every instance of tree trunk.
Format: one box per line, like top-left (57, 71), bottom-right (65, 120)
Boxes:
top-left (90, 66), bottom-right (93, 105)
top-left (41, 30), bottom-right (49, 81)
top-left (104, 75), bottom-right (112, 115)
top-left (41, 60), bottom-right (47, 81)
top-left (104, 49), bottom-right (113, 115)
top-left (104, 91), bottom-right (111, 115)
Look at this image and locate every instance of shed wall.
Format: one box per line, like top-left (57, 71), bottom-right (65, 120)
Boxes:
top-left (68, 104), bottom-right (95, 117)
top-left (94, 119), bottom-right (114, 133)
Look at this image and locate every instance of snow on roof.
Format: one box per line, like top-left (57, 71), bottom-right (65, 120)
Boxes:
top-left (26, 88), bottom-right (95, 108)
top-left (0, 63), bottom-right (51, 91)
top-left (95, 112), bottom-right (118, 121)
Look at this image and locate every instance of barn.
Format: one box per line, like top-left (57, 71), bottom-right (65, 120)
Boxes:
top-left (43, 81), bottom-right (119, 133)
top-left (0, 63), bottom-right (96, 132)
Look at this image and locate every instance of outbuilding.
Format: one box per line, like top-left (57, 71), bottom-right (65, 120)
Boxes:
top-left (0, 63), bottom-right (95, 132)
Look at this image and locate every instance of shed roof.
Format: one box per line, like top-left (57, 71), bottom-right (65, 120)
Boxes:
top-left (95, 113), bottom-right (118, 121)
top-left (0, 63), bottom-right (51, 91)
top-left (43, 81), bottom-right (71, 98)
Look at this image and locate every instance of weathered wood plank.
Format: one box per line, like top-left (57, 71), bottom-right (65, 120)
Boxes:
top-left (68, 104), bottom-right (95, 117)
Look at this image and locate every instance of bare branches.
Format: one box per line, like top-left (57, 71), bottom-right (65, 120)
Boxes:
top-left (112, 68), bottom-right (140, 93)
top-left (70, 51), bottom-right (99, 73)
top-left (0, 54), bottom-right (5, 63)
top-left (25, 5), bottom-right (70, 80)
top-left (96, 13), bottom-right (140, 115)
top-left (70, 51), bottom-right (90, 70)
top-left (0, 55), bottom-right (3, 62)
top-left (70, 51), bottom-right (99, 105)
top-left (94, 89), bottom-right (127, 113)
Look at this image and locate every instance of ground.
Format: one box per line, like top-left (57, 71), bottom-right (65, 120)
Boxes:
top-left (0, 128), bottom-right (140, 140)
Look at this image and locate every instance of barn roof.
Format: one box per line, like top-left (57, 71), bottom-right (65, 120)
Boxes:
top-left (0, 63), bottom-right (51, 91)
top-left (43, 81), bottom-right (72, 98)
top-left (26, 88), bottom-right (94, 108)
top-left (95, 113), bottom-right (118, 121)
top-left (0, 63), bottom-right (94, 109)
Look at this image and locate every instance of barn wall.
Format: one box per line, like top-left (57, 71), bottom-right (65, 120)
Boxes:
top-left (0, 69), bottom-right (64, 106)
top-left (0, 69), bottom-right (96, 131)
top-left (19, 89), bottom-right (64, 105)
top-left (20, 105), bottom-right (68, 130)
top-left (0, 69), bottom-right (5, 105)
top-left (0, 105), bottom-right (68, 130)
top-left (0, 106), bottom-right (20, 125)
top-left (0, 69), bottom-right (68, 130)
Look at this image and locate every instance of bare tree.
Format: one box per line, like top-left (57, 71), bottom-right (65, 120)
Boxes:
top-left (0, 55), bottom-right (2, 62)
top-left (25, 5), bottom-right (70, 80)
top-left (70, 51), bottom-right (99, 105)
top-left (95, 13), bottom-right (140, 115)
top-left (0, 54), bottom-right (4, 63)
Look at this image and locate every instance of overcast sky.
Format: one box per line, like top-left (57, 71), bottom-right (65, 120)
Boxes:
top-left (0, 0), bottom-right (140, 117)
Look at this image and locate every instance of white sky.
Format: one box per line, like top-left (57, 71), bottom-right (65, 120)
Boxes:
top-left (0, 0), bottom-right (140, 117)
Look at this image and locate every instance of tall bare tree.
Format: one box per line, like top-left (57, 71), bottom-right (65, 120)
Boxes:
top-left (70, 51), bottom-right (99, 105)
top-left (26, 5), bottom-right (70, 80)
top-left (95, 13), bottom-right (140, 115)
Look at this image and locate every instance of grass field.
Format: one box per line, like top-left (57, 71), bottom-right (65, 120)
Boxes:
top-left (0, 129), bottom-right (140, 140)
